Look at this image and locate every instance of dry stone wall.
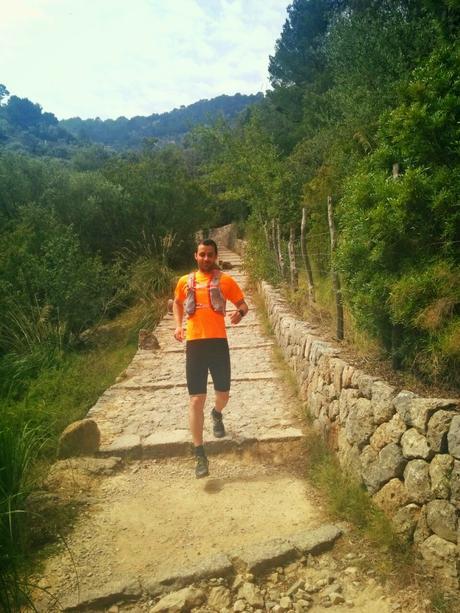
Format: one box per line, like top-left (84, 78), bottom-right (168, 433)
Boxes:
top-left (258, 280), bottom-right (460, 589)
top-left (209, 223), bottom-right (246, 257)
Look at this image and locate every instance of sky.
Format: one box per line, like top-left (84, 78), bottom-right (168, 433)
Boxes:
top-left (0, 0), bottom-right (289, 120)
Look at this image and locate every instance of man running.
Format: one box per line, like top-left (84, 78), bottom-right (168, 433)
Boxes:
top-left (173, 239), bottom-right (248, 478)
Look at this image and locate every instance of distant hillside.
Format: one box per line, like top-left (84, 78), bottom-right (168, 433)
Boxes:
top-left (60, 93), bottom-right (263, 149)
top-left (0, 86), bottom-right (76, 157)
top-left (0, 87), bottom-right (263, 156)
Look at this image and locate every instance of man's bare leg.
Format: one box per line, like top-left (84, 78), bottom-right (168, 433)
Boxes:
top-left (213, 391), bottom-right (230, 414)
top-left (189, 394), bottom-right (206, 446)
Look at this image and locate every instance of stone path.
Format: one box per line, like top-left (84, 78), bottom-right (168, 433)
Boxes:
top-left (89, 248), bottom-right (303, 459)
top-left (31, 247), bottom-right (427, 612)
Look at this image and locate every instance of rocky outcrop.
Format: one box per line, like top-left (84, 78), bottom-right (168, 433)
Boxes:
top-left (259, 280), bottom-right (460, 589)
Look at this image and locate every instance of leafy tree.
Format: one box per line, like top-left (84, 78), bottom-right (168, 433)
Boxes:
top-left (38, 166), bottom-right (134, 261)
top-left (422, 0), bottom-right (460, 36)
top-left (0, 206), bottom-right (114, 345)
top-left (337, 43), bottom-right (460, 382)
top-left (4, 97), bottom-right (44, 130)
top-left (269, 0), bottom-right (345, 87)
top-left (0, 84), bottom-right (9, 105)
top-left (0, 153), bottom-right (50, 221)
top-left (71, 145), bottom-right (113, 171)
top-left (102, 145), bottom-right (211, 265)
top-left (325, 3), bottom-right (437, 142)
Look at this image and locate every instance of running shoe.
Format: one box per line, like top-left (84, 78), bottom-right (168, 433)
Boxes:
top-left (195, 454), bottom-right (209, 478)
top-left (211, 408), bottom-right (226, 438)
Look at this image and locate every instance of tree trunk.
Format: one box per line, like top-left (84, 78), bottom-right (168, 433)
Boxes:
top-left (288, 224), bottom-right (298, 290)
top-left (327, 196), bottom-right (344, 340)
top-left (276, 220), bottom-right (285, 278)
top-left (300, 207), bottom-right (315, 303)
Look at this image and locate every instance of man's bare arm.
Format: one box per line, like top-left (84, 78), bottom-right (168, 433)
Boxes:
top-left (173, 299), bottom-right (184, 341)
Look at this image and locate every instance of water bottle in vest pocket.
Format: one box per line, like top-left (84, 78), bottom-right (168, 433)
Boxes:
top-left (184, 270), bottom-right (226, 316)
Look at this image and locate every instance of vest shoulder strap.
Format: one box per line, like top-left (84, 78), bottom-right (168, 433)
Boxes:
top-left (187, 272), bottom-right (195, 288)
top-left (210, 269), bottom-right (221, 285)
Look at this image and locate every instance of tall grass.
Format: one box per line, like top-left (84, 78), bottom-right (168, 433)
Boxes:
top-left (0, 558), bottom-right (36, 613)
top-left (0, 302), bottom-right (64, 400)
top-left (127, 256), bottom-right (173, 329)
top-left (0, 423), bottom-right (47, 612)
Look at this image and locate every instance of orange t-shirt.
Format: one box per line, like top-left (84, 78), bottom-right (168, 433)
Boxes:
top-left (174, 271), bottom-right (244, 340)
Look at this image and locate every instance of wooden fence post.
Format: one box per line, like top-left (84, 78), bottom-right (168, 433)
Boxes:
top-left (271, 219), bottom-right (281, 274)
top-left (327, 196), bottom-right (344, 340)
top-left (276, 220), bottom-right (285, 278)
top-left (262, 221), bottom-right (271, 251)
top-left (288, 224), bottom-right (298, 290)
top-left (300, 207), bottom-right (315, 303)
top-left (391, 162), bottom-right (402, 367)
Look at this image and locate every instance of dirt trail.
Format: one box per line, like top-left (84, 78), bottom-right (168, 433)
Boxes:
top-left (32, 248), bottom-right (426, 613)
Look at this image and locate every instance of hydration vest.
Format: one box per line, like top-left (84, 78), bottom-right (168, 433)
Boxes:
top-left (184, 270), bottom-right (226, 316)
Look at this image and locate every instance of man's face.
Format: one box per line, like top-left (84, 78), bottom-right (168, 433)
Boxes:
top-left (195, 243), bottom-right (217, 272)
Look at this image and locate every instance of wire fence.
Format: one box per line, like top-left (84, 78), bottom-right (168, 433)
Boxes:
top-left (254, 211), bottom-right (344, 340)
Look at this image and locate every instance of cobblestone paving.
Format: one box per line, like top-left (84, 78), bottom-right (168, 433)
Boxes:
top-left (88, 247), bottom-right (304, 457)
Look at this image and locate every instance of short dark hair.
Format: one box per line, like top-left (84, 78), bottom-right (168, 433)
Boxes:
top-left (196, 238), bottom-right (218, 255)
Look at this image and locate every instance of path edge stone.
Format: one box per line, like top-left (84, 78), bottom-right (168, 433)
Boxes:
top-left (59, 524), bottom-right (343, 610)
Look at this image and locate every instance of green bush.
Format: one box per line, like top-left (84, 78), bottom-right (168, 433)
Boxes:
top-left (389, 262), bottom-right (459, 379)
top-left (0, 206), bottom-right (114, 341)
top-left (337, 43), bottom-right (460, 384)
top-left (0, 206), bottom-right (120, 396)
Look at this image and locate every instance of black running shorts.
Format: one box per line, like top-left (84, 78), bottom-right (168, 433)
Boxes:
top-left (185, 338), bottom-right (231, 395)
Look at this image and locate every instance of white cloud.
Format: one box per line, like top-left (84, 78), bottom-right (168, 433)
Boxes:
top-left (0, 0), bottom-right (288, 119)
top-left (0, 0), bottom-right (56, 27)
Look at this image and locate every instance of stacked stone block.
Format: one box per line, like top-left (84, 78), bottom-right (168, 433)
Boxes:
top-left (259, 281), bottom-right (460, 588)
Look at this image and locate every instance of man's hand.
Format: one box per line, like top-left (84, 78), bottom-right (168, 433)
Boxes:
top-left (229, 310), bottom-right (243, 325)
top-left (230, 301), bottom-right (248, 325)
top-left (174, 327), bottom-right (184, 342)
